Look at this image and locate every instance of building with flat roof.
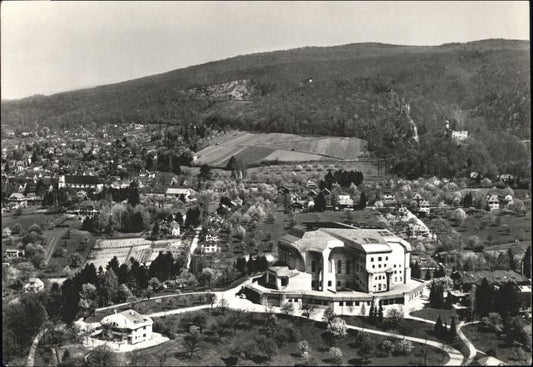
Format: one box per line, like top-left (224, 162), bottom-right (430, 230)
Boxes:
top-left (244, 224), bottom-right (423, 312)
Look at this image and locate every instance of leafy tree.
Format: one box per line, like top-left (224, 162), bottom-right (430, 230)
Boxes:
top-left (411, 261), bottom-right (421, 278)
top-left (378, 302), bottom-right (384, 324)
top-left (328, 346), bottom-right (343, 365)
top-left (327, 317), bottom-right (347, 337)
top-left (192, 314), bottom-right (207, 334)
top-left (3, 293), bottom-right (47, 357)
top-left (107, 256), bottom-right (120, 274)
top-left (524, 246), bottom-right (531, 278)
top-left (448, 316), bottom-right (457, 341)
top-left (474, 278), bottom-right (494, 317)
top-left (357, 339), bottom-right (374, 364)
top-left (247, 256), bottom-right (257, 274)
top-left (236, 257), bottom-right (247, 274)
top-left (313, 192), bottom-right (326, 212)
top-left (184, 326), bottom-right (202, 359)
top-left (424, 268), bottom-right (432, 280)
top-left (377, 339), bottom-right (394, 357)
top-left (434, 314), bottom-right (444, 337)
top-left (198, 267), bottom-right (217, 289)
top-left (463, 192), bottom-right (473, 208)
top-left (255, 335), bottom-right (278, 361)
top-left (281, 302), bottom-right (294, 315)
top-left (69, 253), bottom-right (83, 268)
top-left (393, 339), bottom-right (413, 355)
top-left (358, 192), bottom-right (367, 209)
top-left (301, 302), bottom-right (315, 319)
top-left (322, 305), bottom-right (336, 322)
top-left (386, 307), bottom-right (404, 329)
top-left (78, 283), bottom-right (98, 317)
top-left (494, 282), bottom-right (520, 318)
top-left (297, 340), bottom-right (311, 356)
top-left (86, 345), bottom-right (121, 367)
top-left (102, 268), bottom-right (120, 305)
top-left (29, 223), bottom-right (43, 234)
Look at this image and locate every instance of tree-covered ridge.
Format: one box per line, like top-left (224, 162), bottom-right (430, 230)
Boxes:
top-left (1, 39), bottom-right (529, 178)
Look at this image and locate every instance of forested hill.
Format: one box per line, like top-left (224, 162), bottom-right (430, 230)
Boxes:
top-left (2, 39), bottom-right (530, 178)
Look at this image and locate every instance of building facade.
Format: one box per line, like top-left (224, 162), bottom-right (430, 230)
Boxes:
top-left (244, 223), bottom-right (423, 312)
top-left (100, 309), bottom-right (153, 344)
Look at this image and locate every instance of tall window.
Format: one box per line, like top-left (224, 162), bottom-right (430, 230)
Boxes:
top-left (311, 260), bottom-right (316, 272)
top-left (337, 260), bottom-right (342, 274)
top-left (346, 261), bottom-right (350, 274)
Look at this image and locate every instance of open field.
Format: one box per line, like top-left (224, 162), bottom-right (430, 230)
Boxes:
top-left (294, 208), bottom-right (385, 228)
top-left (44, 221), bottom-right (95, 277)
top-left (2, 211), bottom-right (62, 231)
top-left (246, 160), bottom-right (382, 179)
top-left (195, 131), bottom-right (369, 167)
top-left (443, 209), bottom-right (531, 247)
top-left (115, 310), bottom-right (449, 366)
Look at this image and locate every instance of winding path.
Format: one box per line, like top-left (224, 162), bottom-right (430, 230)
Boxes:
top-left (147, 286), bottom-right (464, 366)
top-left (26, 328), bottom-right (47, 367)
top-left (457, 321), bottom-right (481, 365)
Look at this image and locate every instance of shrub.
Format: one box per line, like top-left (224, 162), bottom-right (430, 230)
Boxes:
top-left (327, 317), bottom-right (347, 337)
top-left (297, 340), bottom-right (311, 357)
top-left (328, 347), bottom-right (343, 365)
top-left (377, 339), bottom-right (394, 357)
top-left (393, 339), bottom-right (413, 355)
top-left (280, 302), bottom-right (294, 315)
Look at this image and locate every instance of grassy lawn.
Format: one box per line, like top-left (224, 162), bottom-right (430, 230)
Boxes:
top-left (294, 208), bottom-right (385, 228)
top-left (2, 211), bottom-right (62, 230)
top-left (44, 223), bottom-right (95, 277)
top-left (446, 210), bottom-right (531, 247)
top-left (462, 324), bottom-right (530, 365)
top-left (410, 307), bottom-right (460, 324)
top-left (124, 310), bottom-right (448, 366)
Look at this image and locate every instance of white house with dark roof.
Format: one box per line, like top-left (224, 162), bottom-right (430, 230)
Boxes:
top-left (100, 309), bottom-right (153, 344)
top-left (487, 194), bottom-right (500, 211)
top-left (24, 278), bottom-right (45, 293)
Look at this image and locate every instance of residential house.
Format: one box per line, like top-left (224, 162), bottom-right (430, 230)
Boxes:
top-left (419, 200), bottom-right (431, 215)
top-left (2, 227), bottom-right (12, 238)
top-left (8, 193), bottom-right (27, 209)
top-left (486, 194), bottom-right (500, 211)
top-left (24, 278), bottom-right (45, 293)
top-left (338, 195), bottom-right (354, 209)
top-left (58, 175), bottom-right (103, 192)
top-left (165, 186), bottom-right (194, 201)
top-left (100, 309), bottom-right (153, 344)
top-left (451, 270), bottom-right (529, 292)
top-left (306, 180), bottom-right (318, 190)
top-left (5, 249), bottom-right (25, 258)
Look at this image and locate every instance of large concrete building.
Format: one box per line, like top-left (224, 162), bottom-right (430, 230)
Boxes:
top-left (244, 223), bottom-right (423, 313)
